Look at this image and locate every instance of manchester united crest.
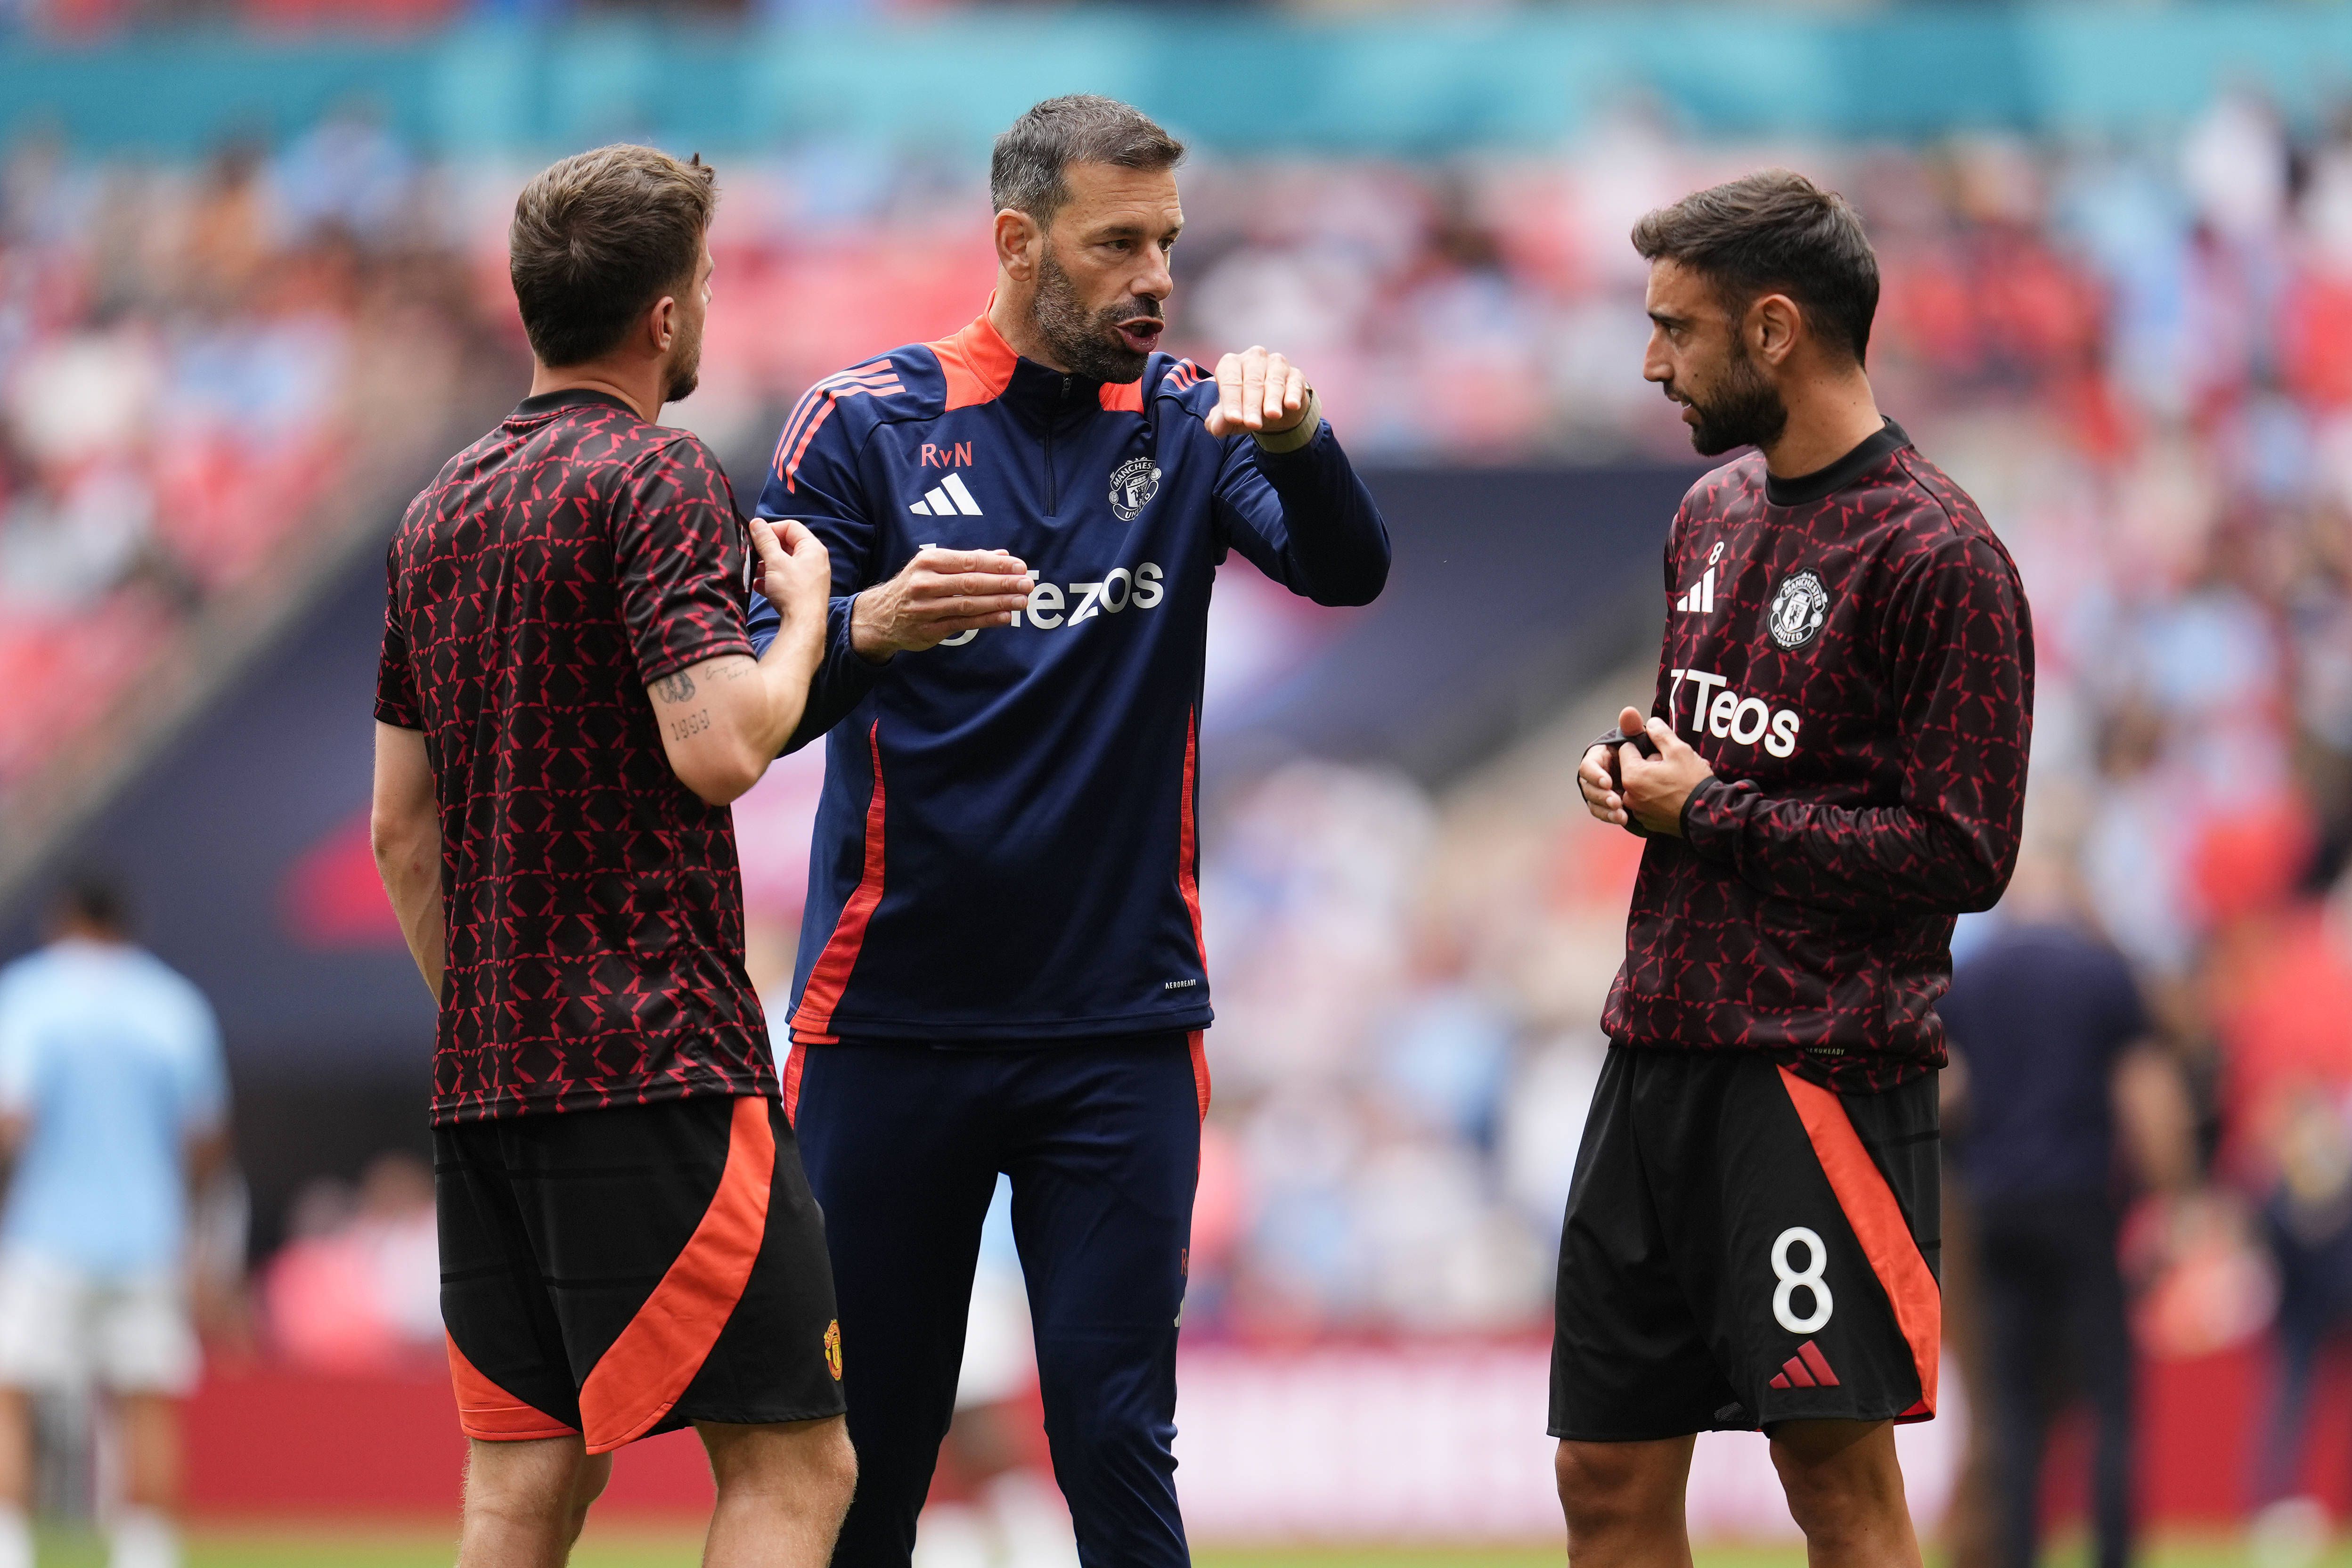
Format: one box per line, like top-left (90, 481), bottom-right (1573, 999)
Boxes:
top-left (824, 1318), bottom-right (843, 1380)
top-left (1109, 457), bottom-right (1162, 522)
top-left (1767, 570), bottom-right (1830, 650)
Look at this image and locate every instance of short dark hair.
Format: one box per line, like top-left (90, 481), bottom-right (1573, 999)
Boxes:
top-left (50, 870), bottom-right (129, 937)
top-left (509, 144), bottom-right (718, 369)
top-left (990, 95), bottom-right (1185, 228)
top-left (1631, 170), bottom-right (1879, 365)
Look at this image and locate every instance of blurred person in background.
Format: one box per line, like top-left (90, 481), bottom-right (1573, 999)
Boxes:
top-left (2251, 1079), bottom-right (2352, 1552)
top-left (1569, 170), bottom-right (2032, 1568)
top-left (0, 873), bottom-right (233, 1568)
top-left (1939, 844), bottom-right (2195, 1568)
top-left (2228, 859), bottom-right (2352, 1553)
top-left (742, 94), bottom-right (1389, 1568)
top-left (261, 1151), bottom-right (439, 1372)
top-left (371, 143), bottom-right (847, 1568)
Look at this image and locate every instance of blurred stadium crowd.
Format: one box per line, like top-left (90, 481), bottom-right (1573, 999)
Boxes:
top-left (10, 73), bottom-right (2352, 1503)
top-left (0, 113), bottom-right (489, 817)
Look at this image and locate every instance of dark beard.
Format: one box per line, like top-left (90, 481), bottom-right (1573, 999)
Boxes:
top-left (664, 324), bottom-right (702, 404)
top-left (1033, 246), bottom-right (1154, 384)
top-left (1684, 342), bottom-right (1787, 457)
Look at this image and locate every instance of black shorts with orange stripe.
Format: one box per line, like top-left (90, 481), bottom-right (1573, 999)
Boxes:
top-left (1549, 1046), bottom-right (1940, 1441)
top-left (437, 1094), bottom-right (845, 1454)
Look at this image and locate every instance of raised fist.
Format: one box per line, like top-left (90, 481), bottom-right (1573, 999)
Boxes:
top-left (1205, 345), bottom-right (1313, 439)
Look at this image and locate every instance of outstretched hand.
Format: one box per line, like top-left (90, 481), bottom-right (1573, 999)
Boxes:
top-left (1576, 705), bottom-right (1714, 836)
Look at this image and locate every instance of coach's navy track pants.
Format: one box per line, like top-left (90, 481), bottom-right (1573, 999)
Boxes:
top-left (788, 1031), bottom-right (1207, 1568)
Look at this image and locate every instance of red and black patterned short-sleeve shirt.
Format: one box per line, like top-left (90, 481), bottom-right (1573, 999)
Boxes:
top-left (1601, 420), bottom-right (2034, 1094)
top-left (375, 389), bottom-right (774, 1124)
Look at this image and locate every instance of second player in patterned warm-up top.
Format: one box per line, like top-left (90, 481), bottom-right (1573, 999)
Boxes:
top-left (376, 392), bottom-right (775, 1123)
top-left (371, 142), bottom-right (857, 1568)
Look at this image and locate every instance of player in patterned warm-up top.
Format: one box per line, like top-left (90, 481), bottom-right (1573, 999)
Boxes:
top-left (1557, 172), bottom-right (2032, 1568)
top-left (742, 97), bottom-right (1389, 1568)
top-left (1600, 418), bottom-right (2029, 1094)
top-left (370, 146), bottom-right (856, 1568)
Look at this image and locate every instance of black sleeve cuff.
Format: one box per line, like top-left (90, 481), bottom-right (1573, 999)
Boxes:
top-left (782, 594), bottom-right (884, 754)
top-left (1678, 775), bottom-right (1748, 863)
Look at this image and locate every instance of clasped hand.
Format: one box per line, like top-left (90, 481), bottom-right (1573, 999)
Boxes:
top-left (1577, 705), bottom-right (1714, 836)
top-left (748, 517), bottom-right (832, 639)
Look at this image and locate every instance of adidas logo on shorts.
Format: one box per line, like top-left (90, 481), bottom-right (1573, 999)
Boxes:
top-left (1768, 1339), bottom-right (1841, 1389)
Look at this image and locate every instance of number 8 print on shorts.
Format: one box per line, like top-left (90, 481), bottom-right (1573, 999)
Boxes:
top-left (1548, 1048), bottom-right (1943, 1441)
top-left (1763, 1065), bottom-right (1940, 1417)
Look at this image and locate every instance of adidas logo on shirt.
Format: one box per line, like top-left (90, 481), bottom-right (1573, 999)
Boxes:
top-left (1676, 566), bottom-right (1718, 614)
top-left (909, 473), bottom-right (984, 517)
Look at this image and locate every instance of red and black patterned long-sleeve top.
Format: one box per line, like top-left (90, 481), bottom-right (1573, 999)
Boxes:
top-left (1601, 420), bottom-right (2034, 1094)
top-left (375, 389), bottom-right (776, 1124)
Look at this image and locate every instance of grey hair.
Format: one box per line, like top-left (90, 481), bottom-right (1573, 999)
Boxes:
top-left (989, 95), bottom-right (1185, 226)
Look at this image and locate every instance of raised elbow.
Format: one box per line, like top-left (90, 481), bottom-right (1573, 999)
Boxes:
top-left (1956, 859), bottom-right (2015, 914)
top-left (1952, 879), bottom-right (2006, 916)
top-left (671, 741), bottom-right (765, 808)
top-left (677, 767), bottom-right (755, 808)
top-left (705, 776), bottom-right (757, 808)
top-left (1942, 825), bottom-right (2017, 914)
top-left (1306, 556), bottom-right (1390, 608)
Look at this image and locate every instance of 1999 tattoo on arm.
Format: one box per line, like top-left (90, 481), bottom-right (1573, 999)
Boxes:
top-left (652, 669), bottom-right (711, 743)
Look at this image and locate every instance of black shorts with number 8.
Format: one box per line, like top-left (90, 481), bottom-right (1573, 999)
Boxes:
top-left (1549, 1046), bottom-right (1940, 1439)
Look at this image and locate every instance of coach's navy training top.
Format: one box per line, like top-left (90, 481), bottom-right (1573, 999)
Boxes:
top-left (745, 310), bottom-right (1389, 1045)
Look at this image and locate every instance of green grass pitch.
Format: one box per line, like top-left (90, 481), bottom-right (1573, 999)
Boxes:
top-left (14, 1533), bottom-right (2333, 1568)
top-left (8, 1527), bottom-right (2330, 1566)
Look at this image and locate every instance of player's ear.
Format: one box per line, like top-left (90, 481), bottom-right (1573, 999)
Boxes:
top-left (995, 208), bottom-right (1042, 280)
top-left (646, 290), bottom-right (678, 356)
top-left (1751, 292), bottom-right (1802, 367)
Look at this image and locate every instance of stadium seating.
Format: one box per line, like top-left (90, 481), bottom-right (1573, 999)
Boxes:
top-left (0, 129), bottom-right (486, 831)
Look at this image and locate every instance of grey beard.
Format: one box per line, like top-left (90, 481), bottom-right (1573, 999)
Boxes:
top-left (1033, 249), bottom-right (1150, 385)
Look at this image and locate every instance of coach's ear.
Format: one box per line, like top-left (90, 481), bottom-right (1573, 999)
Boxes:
top-left (995, 207), bottom-right (1043, 282)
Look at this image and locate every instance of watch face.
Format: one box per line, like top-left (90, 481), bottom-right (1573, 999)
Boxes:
top-left (1767, 570), bottom-right (1830, 650)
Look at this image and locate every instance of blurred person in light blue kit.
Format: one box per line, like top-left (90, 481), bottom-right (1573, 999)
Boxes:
top-left (0, 874), bottom-right (232, 1568)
